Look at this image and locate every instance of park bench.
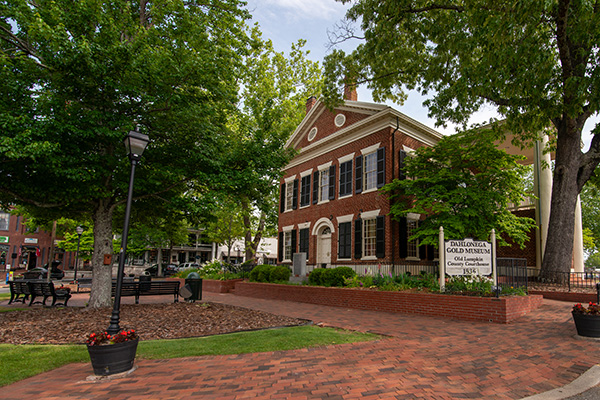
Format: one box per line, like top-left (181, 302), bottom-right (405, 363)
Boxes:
top-left (8, 280), bottom-right (31, 304)
top-left (111, 280), bottom-right (180, 304)
top-left (76, 277), bottom-right (93, 292)
top-left (26, 280), bottom-right (72, 307)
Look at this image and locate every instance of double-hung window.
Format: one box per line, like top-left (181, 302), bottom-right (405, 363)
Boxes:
top-left (316, 163), bottom-right (335, 203)
top-left (406, 219), bottom-right (419, 259)
top-left (355, 145), bottom-right (385, 194)
top-left (278, 228), bottom-right (297, 262)
top-left (0, 211), bottom-right (9, 231)
top-left (354, 211), bottom-right (385, 260)
top-left (363, 218), bottom-right (377, 257)
top-left (279, 177), bottom-right (298, 213)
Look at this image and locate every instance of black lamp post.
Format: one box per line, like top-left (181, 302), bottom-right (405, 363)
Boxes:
top-left (73, 226), bottom-right (84, 281)
top-left (107, 129), bottom-right (149, 335)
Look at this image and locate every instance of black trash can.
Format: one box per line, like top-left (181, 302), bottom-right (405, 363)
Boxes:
top-left (139, 275), bottom-right (151, 292)
top-left (182, 272), bottom-right (202, 302)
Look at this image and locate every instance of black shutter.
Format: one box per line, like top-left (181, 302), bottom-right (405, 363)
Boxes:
top-left (354, 219), bottom-right (362, 259)
top-left (313, 171), bottom-right (319, 204)
top-left (292, 179), bottom-right (298, 210)
top-left (328, 165), bottom-right (336, 200)
top-left (419, 244), bottom-right (427, 260)
top-left (291, 229), bottom-right (297, 257)
top-left (299, 228), bottom-right (309, 259)
top-left (355, 155), bottom-right (363, 194)
top-left (339, 162), bottom-right (345, 197)
top-left (398, 217), bottom-right (407, 258)
top-left (398, 150), bottom-right (407, 180)
top-left (427, 245), bottom-right (435, 261)
top-left (376, 216), bottom-right (385, 258)
top-left (278, 231), bottom-right (283, 262)
top-left (338, 222), bottom-right (351, 259)
top-left (301, 175), bottom-right (311, 207)
top-left (377, 147), bottom-right (385, 188)
top-left (280, 183), bottom-right (285, 213)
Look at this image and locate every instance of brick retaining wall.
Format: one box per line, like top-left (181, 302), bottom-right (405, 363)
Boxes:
top-left (233, 282), bottom-right (543, 324)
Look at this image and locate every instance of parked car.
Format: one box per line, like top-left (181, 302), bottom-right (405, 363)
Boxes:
top-left (177, 262), bottom-right (200, 271)
top-left (144, 264), bottom-right (177, 277)
top-left (22, 263), bottom-right (65, 280)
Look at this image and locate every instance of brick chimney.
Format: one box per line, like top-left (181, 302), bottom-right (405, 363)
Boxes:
top-left (343, 83), bottom-right (358, 101)
top-left (306, 96), bottom-right (317, 114)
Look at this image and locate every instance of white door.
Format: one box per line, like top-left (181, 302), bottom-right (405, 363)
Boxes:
top-left (317, 227), bottom-right (332, 268)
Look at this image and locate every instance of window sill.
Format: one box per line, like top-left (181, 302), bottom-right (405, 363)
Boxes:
top-left (361, 256), bottom-right (377, 261)
top-left (406, 257), bottom-right (420, 262)
top-left (299, 204), bottom-right (310, 209)
top-left (317, 199), bottom-right (330, 205)
top-left (338, 194), bottom-right (352, 200)
top-left (362, 188), bottom-right (377, 194)
top-left (337, 257), bottom-right (352, 261)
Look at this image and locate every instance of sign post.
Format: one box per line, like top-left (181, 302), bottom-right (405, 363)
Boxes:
top-left (439, 226), bottom-right (445, 292)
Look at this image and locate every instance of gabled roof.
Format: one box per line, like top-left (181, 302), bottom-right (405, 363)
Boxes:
top-left (284, 97), bottom-right (444, 170)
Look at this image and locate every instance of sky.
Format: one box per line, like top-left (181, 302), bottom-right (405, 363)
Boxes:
top-left (245, 0), bottom-right (598, 148)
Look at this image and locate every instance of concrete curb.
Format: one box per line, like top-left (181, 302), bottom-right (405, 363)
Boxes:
top-left (520, 365), bottom-right (600, 400)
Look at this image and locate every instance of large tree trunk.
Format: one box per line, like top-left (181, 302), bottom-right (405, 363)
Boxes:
top-left (540, 118), bottom-right (583, 283)
top-left (88, 199), bottom-right (115, 308)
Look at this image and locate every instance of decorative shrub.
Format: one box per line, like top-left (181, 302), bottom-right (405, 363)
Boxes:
top-left (323, 267), bottom-right (356, 287)
top-left (249, 265), bottom-right (291, 283)
top-left (308, 268), bottom-right (326, 286)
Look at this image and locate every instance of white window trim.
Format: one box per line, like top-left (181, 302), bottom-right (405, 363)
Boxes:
top-left (317, 161), bottom-right (332, 171)
top-left (362, 187), bottom-right (378, 195)
top-left (284, 175), bottom-right (297, 183)
top-left (298, 222), bottom-right (311, 230)
top-left (336, 214), bottom-right (354, 224)
top-left (337, 153), bottom-right (355, 164)
top-left (360, 142), bottom-right (381, 155)
top-left (300, 168), bottom-right (313, 178)
top-left (360, 209), bottom-right (380, 220)
top-left (283, 231), bottom-right (293, 262)
top-left (282, 225), bottom-right (295, 232)
top-left (406, 216), bottom-right (420, 261)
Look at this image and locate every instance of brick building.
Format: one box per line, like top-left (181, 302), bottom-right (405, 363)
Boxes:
top-left (277, 89), bottom-right (444, 270)
top-left (0, 209), bottom-right (77, 271)
top-left (277, 90), bottom-right (584, 273)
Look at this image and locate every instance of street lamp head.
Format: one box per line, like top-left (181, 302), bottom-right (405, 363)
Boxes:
top-left (124, 129), bottom-right (150, 162)
top-left (76, 226), bottom-right (84, 236)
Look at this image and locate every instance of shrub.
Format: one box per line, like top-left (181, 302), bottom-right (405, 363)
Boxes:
top-left (308, 268), bottom-right (326, 286)
top-left (269, 265), bottom-right (291, 282)
top-left (249, 265), bottom-right (291, 283)
top-left (324, 267), bottom-right (356, 287)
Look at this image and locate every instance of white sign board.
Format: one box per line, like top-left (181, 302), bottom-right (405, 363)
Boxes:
top-left (24, 238), bottom-right (38, 244)
top-left (444, 238), bottom-right (492, 276)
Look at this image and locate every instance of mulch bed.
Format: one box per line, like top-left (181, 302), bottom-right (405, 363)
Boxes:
top-left (0, 302), bottom-right (308, 345)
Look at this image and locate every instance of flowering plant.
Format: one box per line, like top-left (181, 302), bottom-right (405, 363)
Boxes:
top-left (86, 329), bottom-right (138, 346)
top-left (572, 302), bottom-right (600, 315)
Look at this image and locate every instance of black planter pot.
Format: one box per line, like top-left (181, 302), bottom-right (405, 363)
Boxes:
top-left (572, 312), bottom-right (600, 338)
top-left (87, 338), bottom-right (139, 376)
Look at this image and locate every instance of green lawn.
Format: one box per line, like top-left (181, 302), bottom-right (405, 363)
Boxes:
top-left (0, 325), bottom-right (379, 387)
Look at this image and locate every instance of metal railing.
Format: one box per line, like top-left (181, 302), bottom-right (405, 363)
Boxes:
top-left (327, 262), bottom-right (439, 277)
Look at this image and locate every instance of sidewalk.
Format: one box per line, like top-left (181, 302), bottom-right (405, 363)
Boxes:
top-left (2, 291), bottom-right (600, 399)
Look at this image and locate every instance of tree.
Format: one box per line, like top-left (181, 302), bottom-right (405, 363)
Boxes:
top-left (203, 199), bottom-right (246, 263)
top-left (0, 0), bottom-right (250, 306)
top-left (219, 28), bottom-right (323, 261)
top-left (382, 128), bottom-right (536, 248)
top-left (581, 184), bottom-right (600, 255)
top-left (324, 0), bottom-right (600, 281)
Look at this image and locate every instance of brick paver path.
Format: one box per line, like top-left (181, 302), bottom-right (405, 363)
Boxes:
top-left (2, 292), bottom-right (598, 399)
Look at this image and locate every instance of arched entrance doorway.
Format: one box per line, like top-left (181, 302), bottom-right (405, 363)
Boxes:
top-left (317, 226), bottom-right (331, 268)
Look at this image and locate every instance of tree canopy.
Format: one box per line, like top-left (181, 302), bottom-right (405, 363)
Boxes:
top-left (383, 128), bottom-right (536, 248)
top-left (0, 0), bottom-right (251, 306)
top-left (325, 0), bottom-right (600, 281)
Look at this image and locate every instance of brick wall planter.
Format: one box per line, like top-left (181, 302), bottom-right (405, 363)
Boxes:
top-left (529, 290), bottom-right (597, 304)
top-left (233, 281), bottom-right (543, 324)
top-left (202, 279), bottom-right (243, 293)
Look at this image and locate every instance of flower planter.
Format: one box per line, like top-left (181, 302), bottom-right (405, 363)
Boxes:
top-left (572, 313), bottom-right (600, 338)
top-left (87, 338), bottom-right (139, 376)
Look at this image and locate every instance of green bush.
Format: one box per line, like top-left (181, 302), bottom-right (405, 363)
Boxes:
top-left (269, 265), bottom-right (291, 282)
top-left (324, 267), bottom-right (356, 287)
top-left (249, 265), bottom-right (291, 283)
top-left (309, 267), bottom-right (356, 287)
top-left (308, 268), bottom-right (326, 286)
